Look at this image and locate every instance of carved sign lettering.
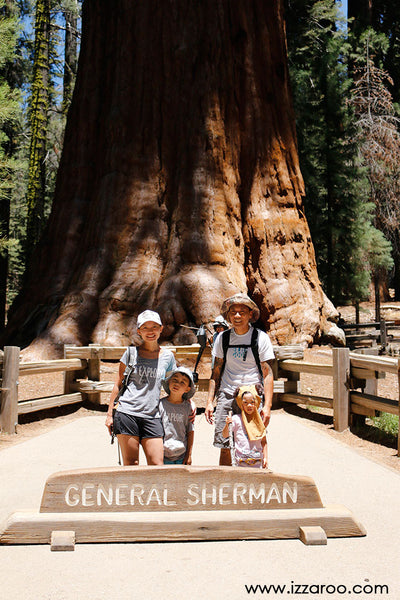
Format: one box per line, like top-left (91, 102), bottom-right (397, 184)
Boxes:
top-left (40, 466), bottom-right (323, 513)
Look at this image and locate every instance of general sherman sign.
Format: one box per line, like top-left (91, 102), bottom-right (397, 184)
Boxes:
top-left (1, 466), bottom-right (366, 546)
top-left (40, 466), bottom-right (324, 513)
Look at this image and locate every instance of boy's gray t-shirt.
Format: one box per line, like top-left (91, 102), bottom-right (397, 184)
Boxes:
top-left (116, 348), bottom-right (176, 419)
top-left (159, 398), bottom-right (196, 459)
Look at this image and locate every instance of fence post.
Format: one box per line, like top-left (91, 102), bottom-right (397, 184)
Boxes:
top-left (380, 318), bottom-right (387, 350)
top-left (0, 346), bottom-right (20, 434)
top-left (332, 347), bottom-right (350, 432)
top-left (397, 359), bottom-right (400, 457)
top-left (64, 345), bottom-right (87, 400)
top-left (271, 359), bottom-right (280, 408)
top-left (88, 343), bottom-right (101, 405)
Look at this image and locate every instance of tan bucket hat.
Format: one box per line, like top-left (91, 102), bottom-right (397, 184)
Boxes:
top-left (221, 293), bottom-right (260, 323)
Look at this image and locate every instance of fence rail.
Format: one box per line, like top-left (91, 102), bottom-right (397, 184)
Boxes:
top-left (278, 347), bottom-right (400, 454)
top-left (341, 318), bottom-right (400, 349)
top-left (0, 344), bottom-right (399, 455)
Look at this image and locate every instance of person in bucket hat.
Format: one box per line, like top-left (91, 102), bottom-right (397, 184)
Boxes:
top-left (211, 315), bottom-right (230, 368)
top-left (212, 315), bottom-right (230, 331)
top-left (205, 293), bottom-right (275, 466)
top-left (160, 367), bottom-right (197, 464)
top-left (162, 366), bottom-right (196, 399)
top-left (220, 293), bottom-right (260, 323)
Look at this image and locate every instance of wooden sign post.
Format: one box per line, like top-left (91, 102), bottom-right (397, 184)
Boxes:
top-left (0, 466), bottom-right (366, 549)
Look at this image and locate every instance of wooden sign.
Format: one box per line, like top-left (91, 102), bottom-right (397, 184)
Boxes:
top-left (0, 467), bottom-right (366, 548)
top-left (40, 466), bottom-right (323, 513)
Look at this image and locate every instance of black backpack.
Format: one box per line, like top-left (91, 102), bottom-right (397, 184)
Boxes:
top-left (220, 328), bottom-right (262, 379)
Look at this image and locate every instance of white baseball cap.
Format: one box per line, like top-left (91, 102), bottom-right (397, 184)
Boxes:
top-left (137, 310), bottom-right (162, 328)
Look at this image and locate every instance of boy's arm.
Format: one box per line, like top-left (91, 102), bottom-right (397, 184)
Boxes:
top-left (205, 357), bottom-right (223, 424)
top-left (184, 430), bottom-right (194, 465)
top-left (260, 360), bottom-right (274, 427)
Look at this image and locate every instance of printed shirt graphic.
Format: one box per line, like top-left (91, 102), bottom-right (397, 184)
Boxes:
top-left (231, 414), bottom-right (264, 460)
top-left (212, 326), bottom-right (275, 394)
top-left (116, 349), bottom-right (176, 419)
top-left (159, 398), bottom-right (196, 459)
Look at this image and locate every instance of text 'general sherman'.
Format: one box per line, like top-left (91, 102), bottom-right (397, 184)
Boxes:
top-left (63, 481), bottom-right (298, 510)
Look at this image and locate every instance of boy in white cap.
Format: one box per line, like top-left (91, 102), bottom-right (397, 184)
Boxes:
top-left (205, 293), bottom-right (274, 466)
top-left (160, 366), bottom-right (197, 464)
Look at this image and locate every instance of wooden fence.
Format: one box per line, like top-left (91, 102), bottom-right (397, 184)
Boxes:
top-left (0, 343), bottom-right (303, 434)
top-left (341, 318), bottom-right (400, 350)
top-left (0, 344), bottom-right (399, 455)
top-left (278, 347), bottom-right (400, 454)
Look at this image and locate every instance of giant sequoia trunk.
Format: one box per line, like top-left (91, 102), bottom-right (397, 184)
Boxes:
top-left (4, 0), bottom-right (338, 358)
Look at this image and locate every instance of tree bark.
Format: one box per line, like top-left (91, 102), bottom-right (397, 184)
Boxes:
top-left (25, 0), bottom-right (50, 260)
top-left (62, 0), bottom-right (78, 115)
top-left (3, 0), bottom-right (336, 358)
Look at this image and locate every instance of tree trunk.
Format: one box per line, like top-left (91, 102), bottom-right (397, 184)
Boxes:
top-left (62, 1), bottom-right (78, 115)
top-left (348, 0), bottom-right (373, 27)
top-left (25, 0), bottom-right (50, 260)
top-left (3, 0), bottom-right (336, 358)
top-left (0, 194), bottom-right (10, 331)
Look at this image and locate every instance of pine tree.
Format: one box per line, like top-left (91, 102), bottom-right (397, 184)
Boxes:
top-left (0, 0), bottom-right (24, 328)
top-left (348, 1), bottom-right (400, 104)
top-left (6, 0), bottom-right (81, 314)
top-left (25, 0), bottom-right (51, 262)
top-left (61, 0), bottom-right (79, 115)
top-left (285, 0), bottom-right (390, 305)
top-left (350, 30), bottom-right (398, 308)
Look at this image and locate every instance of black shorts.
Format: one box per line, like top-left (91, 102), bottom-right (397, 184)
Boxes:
top-left (113, 412), bottom-right (164, 439)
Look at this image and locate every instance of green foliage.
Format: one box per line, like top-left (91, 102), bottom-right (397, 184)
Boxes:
top-left (285, 0), bottom-right (382, 304)
top-left (348, 1), bottom-right (400, 104)
top-left (0, 0), bottom-right (26, 324)
top-left (25, 0), bottom-right (51, 260)
top-left (2, 0), bottom-right (81, 313)
top-left (370, 413), bottom-right (399, 438)
top-left (349, 31), bottom-right (400, 293)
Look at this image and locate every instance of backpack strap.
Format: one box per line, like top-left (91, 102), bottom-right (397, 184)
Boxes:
top-left (117, 346), bottom-right (137, 400)
top-left (218, 328), bottom-right (263, 380)
top-left (219, 328), bottom-right (231, 380)
top-left (124, 346), bottom-right (137, 380)
top-left (250, 328), bottom-right (262, 378)
top-left (127, 346), bottom-right (137, 369)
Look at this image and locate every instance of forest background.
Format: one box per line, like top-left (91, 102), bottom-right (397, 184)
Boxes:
top-left (1, 0), bottom-right (400, 334)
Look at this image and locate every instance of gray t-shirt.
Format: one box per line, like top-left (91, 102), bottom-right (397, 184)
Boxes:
top-left (116, 348), bottom-right (176, 419)
top-left (212, 326), bottom-right (275, 394)
top-left (159, 397), bottom-right (196, 459)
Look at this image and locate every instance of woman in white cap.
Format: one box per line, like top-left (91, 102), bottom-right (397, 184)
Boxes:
top-left (105, 310), bottom-right (176, 465)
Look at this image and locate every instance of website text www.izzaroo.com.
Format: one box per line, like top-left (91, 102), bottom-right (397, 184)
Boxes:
top-left (244, 581), bottom-right (389, 596)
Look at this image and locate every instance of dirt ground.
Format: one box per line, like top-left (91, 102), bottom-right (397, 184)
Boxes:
top-left (1, 301), bottom-right (399, 473)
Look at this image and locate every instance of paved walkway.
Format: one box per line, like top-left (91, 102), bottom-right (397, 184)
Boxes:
top-left (0, 411), bottom-right (399, 600)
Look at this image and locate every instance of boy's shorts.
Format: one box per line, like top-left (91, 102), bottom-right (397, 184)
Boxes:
top-left (113, 412), bottom-right (163, 439)
top-left (164, 454), bottom-right (185, 464)
top-left (213, 391), bottom-right (237, 448)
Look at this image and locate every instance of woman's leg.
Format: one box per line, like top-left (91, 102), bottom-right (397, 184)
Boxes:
top-left (117, 434), bottom-right (140, 465)
top-left (141, 437), bottom-right (164, 465)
